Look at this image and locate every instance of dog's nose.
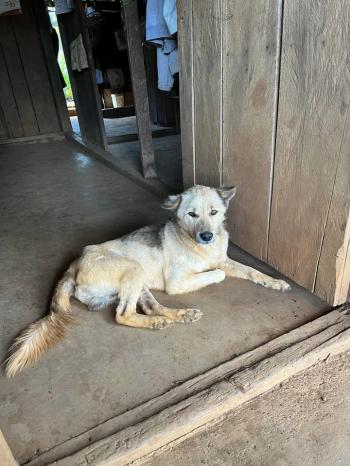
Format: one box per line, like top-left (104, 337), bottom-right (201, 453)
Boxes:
top-left (200, 231), bottom-right (213, 242)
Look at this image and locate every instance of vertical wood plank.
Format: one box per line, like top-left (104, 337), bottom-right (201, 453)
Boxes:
top-left (0, 19), bottom-right (39, 136)
top-left (268, 0), bottom-right (350, 292)
top-left (33, 0), bottom-right (71, 134)
top-left (0, 107), bottom-right (7, 139)
top-left (11, 0), bottom-right (61, 134)
top-left (192, 0), bottom-right (222, 187)
top-left (123, 0), bottom-right (157, 179)
top-left (314, 128), bottom-right (350, 304)
top-left (222, 0), bottom-right (282, 260)
top-left (0, 28), bottom-right (23, 138)
top-left (178, 0), bottom-right (195, 188)
top-left (144, 46), bottom-right (158, 124)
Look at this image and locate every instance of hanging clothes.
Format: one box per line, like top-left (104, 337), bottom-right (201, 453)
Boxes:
top-left (163, 0), bottom-right (177, 35)
top-left (70, 34), bottom-right (89, 72)
top-left (146, 0), bottom-right (178, 92)
top-left (146, 0), bottom-right (170, 43)
top-left (156, 39), bottom-right (178, 91)
top-left (55, 0), bottom-right (74, 15)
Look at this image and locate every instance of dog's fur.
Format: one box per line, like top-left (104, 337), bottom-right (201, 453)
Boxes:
top-left (5, 185), bottom-right (290, 377)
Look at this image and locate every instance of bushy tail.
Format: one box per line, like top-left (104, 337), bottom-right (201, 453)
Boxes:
top-left (5, 262), bottom-right (77, 377)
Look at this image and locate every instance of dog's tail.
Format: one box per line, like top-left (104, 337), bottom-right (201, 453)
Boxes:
top-left (5, 261), bottom-right (77, 378)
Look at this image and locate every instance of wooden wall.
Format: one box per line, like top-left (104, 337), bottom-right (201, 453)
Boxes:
top-left (0, 0), bottom-right (70, 140)
top-left (178, 0), bottom-right (350, 305)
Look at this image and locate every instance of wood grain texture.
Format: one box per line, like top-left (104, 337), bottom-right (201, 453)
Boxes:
top-left (222, 0), bottom-right (282, 260)
top-left (0, 107), bottom-right (7, 139)
top-left (314, 127), bottom-right (350, 304)
top-left (32, 0), bottom-right (71, 134)
top-left (268, 0), bottom-right (350, 292)
top-left (0, 18), bottom-right (39, 136)
top-left (0, 21), bottom-right (23, 139)
top-left (124, 0), bottom-right (156, 179)
top-left (144, 46), bottom-right (158, 124)
top-left (178, 0), bottom-right (195, 188)
top-left (11, 0), bottom-right (61, 134)
top-left (50, 306), bottom-right (350, 466)
top-left (192, 0), bottom-right (222, 186)
top-left (58, 1), bottom-right (107, 149)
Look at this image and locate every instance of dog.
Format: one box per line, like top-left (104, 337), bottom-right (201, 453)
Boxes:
top-left (5, 185), bottom-right (290, 377)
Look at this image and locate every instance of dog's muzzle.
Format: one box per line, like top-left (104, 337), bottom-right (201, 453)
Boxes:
top-left (196, 231), bottom-right (214, 244)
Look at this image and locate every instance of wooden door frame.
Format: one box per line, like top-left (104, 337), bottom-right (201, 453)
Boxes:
top-left (57, 0), bottom-right (107, 149)
top-left (56, 0), bottom-right (158, 178)
top-left (33, 0), bottom-right (72, 135)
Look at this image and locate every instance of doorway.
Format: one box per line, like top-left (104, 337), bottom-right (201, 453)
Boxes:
top-left (49, 0), bottom-right (183, 192)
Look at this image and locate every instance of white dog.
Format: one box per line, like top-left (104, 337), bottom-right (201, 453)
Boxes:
top-left (6, 185), bottom-right (290, 377)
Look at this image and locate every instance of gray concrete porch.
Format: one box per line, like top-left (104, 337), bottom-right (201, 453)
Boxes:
top-left (0, 138), bottom-right (329, 464)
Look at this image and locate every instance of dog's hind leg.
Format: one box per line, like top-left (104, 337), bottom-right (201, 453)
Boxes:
top-left (138, 288), bottom-right (202, 324)
top-left (115, 266), bottom-right (173, 330)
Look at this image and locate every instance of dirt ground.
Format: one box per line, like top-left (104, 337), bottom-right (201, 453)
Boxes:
top-left (147, 351), bottom-right (350, 466)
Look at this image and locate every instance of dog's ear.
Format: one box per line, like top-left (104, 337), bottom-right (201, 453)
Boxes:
top-left (217, 186), bottom-right (237, 206)
top-left (161, 194), bottom-right (181, 210)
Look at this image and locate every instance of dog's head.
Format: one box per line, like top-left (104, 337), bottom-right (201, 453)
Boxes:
top-left (161, 185), bottom-right (236, 244)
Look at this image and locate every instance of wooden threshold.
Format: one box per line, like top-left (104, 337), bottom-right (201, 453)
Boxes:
top-left (25, 304), bottom-right (350, 466)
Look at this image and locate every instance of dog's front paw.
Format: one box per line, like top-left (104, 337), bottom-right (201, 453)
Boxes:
top-left (278, 280), bottom-right (291, 292)
top-left (259, 278), bottom-right (291, 292)
top-left (181, 308), bottom-right (203, 324)
top-left (213, 269), bottom-right (226, 283)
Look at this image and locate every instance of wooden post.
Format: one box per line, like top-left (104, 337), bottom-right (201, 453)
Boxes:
top-left (123, 0), bottom-right (157, 179)
top-left (32, 0), bottom-right (71, 134)
top-left (178, 0), bottom-right (195, 188)
top-left (57, 1), bottom-right (107, 149)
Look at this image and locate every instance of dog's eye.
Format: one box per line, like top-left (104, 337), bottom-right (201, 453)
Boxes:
top-left (188, 212), bottom-right (198, 218)
top-left (210, 210), bottom-right (218, 216)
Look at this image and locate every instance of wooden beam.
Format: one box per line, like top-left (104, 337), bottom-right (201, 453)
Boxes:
top-left (32, 0), bottom-right (71, 134)
top-left (49, 305), bottom-right (350, 466)
top-left (178, 0), bottom-right (195, 188)
top-left (123, 0), bottom-right (157, 179)
top-left (57, 1), bottom-right (107, 149)
top-left (314, 127), bottom-right (350, 304)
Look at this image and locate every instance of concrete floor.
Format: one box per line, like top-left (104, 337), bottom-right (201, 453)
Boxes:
top-left (70, 116), bottom-right (172, 141)
top-left (71, 116), bottom-right (183, 192)
top-left (0, 139), bottom-right (329, 464)
top-left (108, 134), bottom-right (183, 192)
top-left (147, 351), bottom-right (350, 466)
